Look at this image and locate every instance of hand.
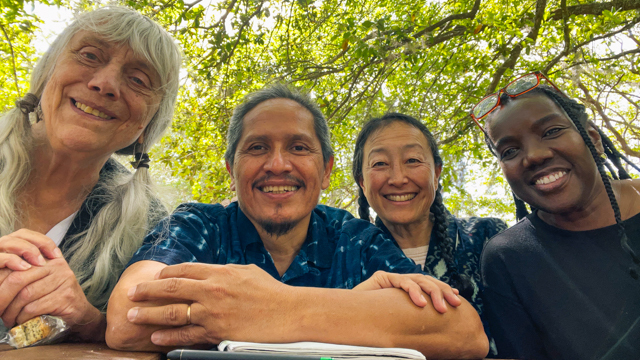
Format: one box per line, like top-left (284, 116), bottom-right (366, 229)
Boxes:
top-left (353, 271), bottom-right (461, 313)
top-left (126, 263), bottom-right (292, 347)
top-left (0, 229), bottom-right (63, 270)
top-left (0, 257), bottom-right (104, 341)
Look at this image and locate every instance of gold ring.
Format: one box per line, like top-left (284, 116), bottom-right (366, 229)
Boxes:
top-left (186, 304), bottom-right (191, 325)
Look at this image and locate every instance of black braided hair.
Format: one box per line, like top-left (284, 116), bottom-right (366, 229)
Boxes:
top-left (484, 85), bottom-right (640, 279)
top-left (352, 113), bottom-right (474, 298)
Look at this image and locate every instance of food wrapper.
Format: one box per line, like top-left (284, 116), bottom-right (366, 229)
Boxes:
top-left (1, 315), bottom-right (68, 348)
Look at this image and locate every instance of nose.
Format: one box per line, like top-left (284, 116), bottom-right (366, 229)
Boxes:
top-left (87, 64), bottom-right (121, 100)
top-left (387, 163), bottom-right (409, 186)
top-left (263, 148), bottom-right (293, 174)
top-left (522, 141), bottom-right (553, 169)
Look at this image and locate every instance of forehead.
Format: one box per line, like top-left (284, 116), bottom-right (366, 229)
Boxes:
top-left (240, 98), bottom-right (317, 141)
top-left (487, 94), bottom-right (570, 140)
top-left (366, 121), bottom-right (432, 154)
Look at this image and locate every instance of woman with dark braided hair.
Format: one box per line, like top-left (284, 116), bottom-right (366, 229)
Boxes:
top-left (352, 113), bottom-right (507, 355)
top-left (473, 72), bottom-right (640, 359)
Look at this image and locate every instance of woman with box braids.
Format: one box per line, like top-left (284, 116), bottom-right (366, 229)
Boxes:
top-left (478, 79), bottom-right (640, 360)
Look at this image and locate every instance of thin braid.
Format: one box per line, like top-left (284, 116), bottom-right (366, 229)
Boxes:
top-left (596, 126), bottom-right (634, 179)
top-left (357, 187), bottom-right (371, 221)
top-left (431, 188), bottom-right (474, 299)
top-left (545, 91), bottom-right (640, 278)
top-left (513, 193), bottom-right (530, 221)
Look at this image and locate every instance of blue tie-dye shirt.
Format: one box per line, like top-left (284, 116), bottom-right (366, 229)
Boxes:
top-left (128, 202), bottom-right (422, 288)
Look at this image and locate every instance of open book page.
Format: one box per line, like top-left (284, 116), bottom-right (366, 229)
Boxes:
top-left (218, 341), bottom-right (426, 360)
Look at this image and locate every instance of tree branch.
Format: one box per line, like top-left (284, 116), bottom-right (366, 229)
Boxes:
top-left (0, 24), bottom-right (21, 97)
top-left (576, 80), bottom-right (640, 158)
top-left (550, 0), bottom-right (640, 20)
top-left (485, 0), bottom-right (547, 94)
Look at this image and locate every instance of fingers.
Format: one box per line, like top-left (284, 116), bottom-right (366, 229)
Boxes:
top-left (0, 266), bottom-right (49, 317)
top-left (0, 229), bottom-right (63, 265)
top-left (0, 253), bottom-right (33, 271)
top-left (128, 278), bottom-right (201, 302)
top-left (1, 273), bottom-right (61, 327)
top-left (127, 303), bottom-right (194, 327)
top-left (150, 325), bottom-right (209, 346)
top-left (154, 263), bottom-right (223, 281)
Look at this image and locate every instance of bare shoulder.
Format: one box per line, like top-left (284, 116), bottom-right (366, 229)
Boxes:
top-left (614, 179), bottom-right (640, 219)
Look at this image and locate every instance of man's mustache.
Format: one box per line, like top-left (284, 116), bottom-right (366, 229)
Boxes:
top-left (252, 174), bottom-right (305, 188)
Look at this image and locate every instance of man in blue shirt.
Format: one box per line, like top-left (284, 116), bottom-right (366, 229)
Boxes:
top-left (106, 85), bottom-right (488, 358)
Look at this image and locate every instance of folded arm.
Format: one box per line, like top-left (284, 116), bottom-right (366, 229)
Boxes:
top-left (107, 261), bottom-right (487, 358)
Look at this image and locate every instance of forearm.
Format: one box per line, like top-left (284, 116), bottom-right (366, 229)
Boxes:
top-left (105, 261), bottom-right (173, 351)
top-left (284, 286), bottom-right (488, 359)
top-left (69, 308), bottom-right (107, 343)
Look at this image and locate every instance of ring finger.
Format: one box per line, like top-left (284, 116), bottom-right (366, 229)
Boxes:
top-left (127, 302), bottom-right (195, 327)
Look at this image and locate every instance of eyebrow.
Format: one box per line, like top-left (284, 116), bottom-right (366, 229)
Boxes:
top-left (494, 113), bottom-right (565, 149)
top-left (242, 133), bottom-right (317, 145)
top-left (367, 143), bottom-right (425, 159)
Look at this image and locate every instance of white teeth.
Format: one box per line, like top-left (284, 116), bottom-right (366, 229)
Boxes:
top-left (261, 185), bottom-right (299, 194)
top-left (74, 101), bottom-right (112, 119)
top-left (535, 171), bottom-right (567, 185)
top-left (385, 194), bottom-right (416, 202)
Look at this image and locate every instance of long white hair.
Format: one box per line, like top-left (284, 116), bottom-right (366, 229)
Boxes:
top-left (0, 7), bottom-right (182, 311)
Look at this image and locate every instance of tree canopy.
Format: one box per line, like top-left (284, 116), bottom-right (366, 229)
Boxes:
top-left (2, 0), bottom-right (639, 222)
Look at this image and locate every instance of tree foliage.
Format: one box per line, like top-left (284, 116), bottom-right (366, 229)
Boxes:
top-left (3, 0), bottom-right (640, 222)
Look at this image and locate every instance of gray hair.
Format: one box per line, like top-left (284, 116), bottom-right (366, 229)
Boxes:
top-left (0, 7), bottom-right (181, 310)
top-left (30, 6), bottom-right (182, 154)
top-left (224, 84), bottom-right (334, 166)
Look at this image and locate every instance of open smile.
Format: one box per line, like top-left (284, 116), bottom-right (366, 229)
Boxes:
top-left (384, 193), bottom-right (416, 202)
top-left (71, 98), bottom-right (115, 120)
top-left (531, 170), bottom-right (569, 192)
top-left (259, 185), bottom-right (300, 194)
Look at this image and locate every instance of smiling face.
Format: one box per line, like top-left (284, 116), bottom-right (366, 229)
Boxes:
top-left (359, 121), bottom-right (441, 227)
top-left (34, 31), bottom-right (161, 157)
top-left (486, 94), bottom-right (605, 215)
top-left (227, 98), bottom-right (333, 236)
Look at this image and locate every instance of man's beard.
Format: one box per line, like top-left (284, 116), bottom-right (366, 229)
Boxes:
top-left (259, 219), bottom-right (297, 237)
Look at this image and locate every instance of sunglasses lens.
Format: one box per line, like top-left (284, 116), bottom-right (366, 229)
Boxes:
top-left (506, 73), bottom-right (538, 95)
top-left (473, 94), bottom-right (499, 119)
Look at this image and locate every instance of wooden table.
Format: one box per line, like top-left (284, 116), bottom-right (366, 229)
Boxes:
top-left (0, 343), bottom-right (162, 360)
top-left (0, 343), bottom-right (517, 359)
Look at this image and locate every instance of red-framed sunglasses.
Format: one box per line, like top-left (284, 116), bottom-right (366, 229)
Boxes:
top-left (469, 71), bottom-right (566, 133)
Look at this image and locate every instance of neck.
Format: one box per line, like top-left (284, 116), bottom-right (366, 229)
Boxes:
top-left (18, 140), bottom-right (109, 232)
top-left (254, 213), bottom-right (312, 277)
top-left (537, 181), bottom-right (619, 231)
top-left (382, 216), bottom-right (433, 249)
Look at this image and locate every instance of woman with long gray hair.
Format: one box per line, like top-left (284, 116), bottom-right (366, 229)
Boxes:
top-left (0, 7), bottom-right (181, 341)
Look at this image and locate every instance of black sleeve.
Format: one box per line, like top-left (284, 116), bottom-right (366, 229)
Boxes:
top-left (481, 238), bottom-right (548, 360)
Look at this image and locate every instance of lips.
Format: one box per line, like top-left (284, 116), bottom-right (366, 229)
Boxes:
top-left (71, 98), bottom-right (115, 120)
top-left (532, 170), bottom-right (567, 185)
top-left (260, 185), bottom-right (299, 194)
top-left (385, 193), bottom-right (416, 202)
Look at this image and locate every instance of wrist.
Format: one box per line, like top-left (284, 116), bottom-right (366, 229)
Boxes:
top-left (70, 306), bottom-right (106, 342)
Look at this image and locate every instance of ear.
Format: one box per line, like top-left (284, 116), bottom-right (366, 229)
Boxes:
top-left (434, 163), bottom-right (443, 189)
top-left (137, 133), bottom-right (145, 144)
top-left (358, 175), bottom-right (366, 193)
top-left (587, 123), bottom-right (604, 156)
top-left (321, 156), bottom-right (334, 190)
top-left (226, 161), bottom-right (236, 191)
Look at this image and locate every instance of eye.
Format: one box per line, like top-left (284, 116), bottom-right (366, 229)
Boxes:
top-left (543, 127), bottom-right (564, 137)
top-left (500, 147), bottom-right (518, 160)
top-left (406, 158), bottom-right (421, 164)
top-left (249, 144), bottom-right (266, 152)
top-left (291, 145), bottom-right (308, 152)
top-left (372, 161), bottom-right (387, 167)
top-left (77, 47), bottom-right (101, 63)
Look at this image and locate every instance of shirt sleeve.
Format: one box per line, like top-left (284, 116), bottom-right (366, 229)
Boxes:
top-left (481, 237), bottom-right (547, 360)
top-left (126, 204), bottom-right (221, 268)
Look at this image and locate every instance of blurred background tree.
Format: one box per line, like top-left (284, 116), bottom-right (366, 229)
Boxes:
top-left (2, 0), bottom-right (639, 223)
